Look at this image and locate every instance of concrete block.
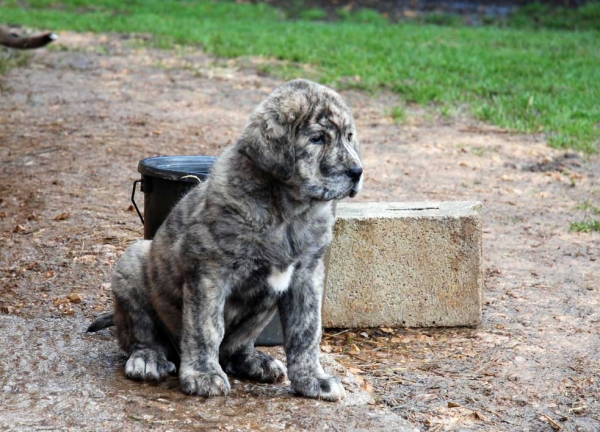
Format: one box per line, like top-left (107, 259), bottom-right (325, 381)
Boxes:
top-left (322, 202), bottom-right (483, 328)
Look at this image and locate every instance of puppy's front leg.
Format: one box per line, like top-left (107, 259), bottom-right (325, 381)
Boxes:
top-left (278, 258), bottom-right (346, 402)
top-left (179, 276), bottom-right (231, 397)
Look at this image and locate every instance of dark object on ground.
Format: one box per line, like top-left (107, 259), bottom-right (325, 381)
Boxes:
top-left (0, 27), bottom-right (57, 49)
top-left (523, 152), bottom-right (583, 173)
top-left (136, 155), bottom-right (217, 239)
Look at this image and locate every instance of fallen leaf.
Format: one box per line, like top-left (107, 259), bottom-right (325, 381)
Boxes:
top-left (448, 402), bottom-right (462, 408)
top-left (321, 344), bottom-right (333, 353)
top-left (351, 344), bottom-right (360, 353)
top-left (54, 211), bottom-right (70, 221)
top-left (0, 211), bottom-right (6, 218)
top-left (53, 298), bottom-right (70, 306)
top-left (380, 327), bottom-right (395, 334)
top-left (362, 379), bottom-right (373, 393)
top-left (68, 293), bottom-right (83, 304)
top-left (471, 411), bottom-right (489, 421)
top-left (13, 224), bottom-right (26, 233)
top-left (348, 367), bottom-right (363, 375)
top-left (75, 255), bottom-right (96, 264)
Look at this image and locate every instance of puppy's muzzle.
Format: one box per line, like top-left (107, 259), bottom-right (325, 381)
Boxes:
top-left (347, 166), bottom-right (363, 198)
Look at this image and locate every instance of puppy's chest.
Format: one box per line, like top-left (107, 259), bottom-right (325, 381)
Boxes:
top-left (265, 263), bottom-right (296, 293)
top-left (234, 219), bottom-right (330, 296)
top-left (275, 217), bottom-right (329, 262)
top-left (268, 222), bottom-right (328, 285)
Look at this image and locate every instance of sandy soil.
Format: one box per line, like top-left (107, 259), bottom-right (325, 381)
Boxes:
top-left (1, 32), bottom-right (598, 431)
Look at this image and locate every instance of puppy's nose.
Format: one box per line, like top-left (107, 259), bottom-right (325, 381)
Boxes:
top-left (347, 166), bottom-right (363, 181)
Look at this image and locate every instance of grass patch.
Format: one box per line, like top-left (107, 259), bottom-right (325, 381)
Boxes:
top-left (0, 48), bottom-right (30, 76)
top-left (299, 8), bottom-right (327, 22)
top-left (571, 199), bottom-right (600, 232)
top-left (390, 105), bottom-right (408, 123)
top-left (509, 2), bottom-right (600, 32)
top-left (338, 8), bottom-right (389, 26)
top-left (570, 219), bottom-right (600, 233)
top-left (575, 200), bottom-right (600, 215)
top-left (0, 0), bottom-right (598, 152)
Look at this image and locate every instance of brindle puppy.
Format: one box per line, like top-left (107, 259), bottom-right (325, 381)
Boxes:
top-left (88, 79), bottom-right (363, 401)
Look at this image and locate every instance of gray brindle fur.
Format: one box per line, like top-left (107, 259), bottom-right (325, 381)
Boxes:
top-left (88, 79), bottom-right (363, 401)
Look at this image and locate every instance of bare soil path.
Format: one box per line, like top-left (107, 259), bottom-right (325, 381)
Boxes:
top-left (1, 32), bottom-right (598, 431)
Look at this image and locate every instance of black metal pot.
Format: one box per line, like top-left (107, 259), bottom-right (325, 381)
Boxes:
top-left (132, 155), bottom-right (284, 346)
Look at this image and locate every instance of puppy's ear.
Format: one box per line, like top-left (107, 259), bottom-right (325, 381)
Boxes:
top-left (239, 105), bottom-right (296, 182)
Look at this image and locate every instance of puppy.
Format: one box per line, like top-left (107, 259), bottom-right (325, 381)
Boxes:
top-left (88, 79), bottom-right (363, 401)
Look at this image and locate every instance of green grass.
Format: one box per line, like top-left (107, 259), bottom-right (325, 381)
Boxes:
top-left (298, 8), bottom-right (327, 22)
top-left (571, 200), bottom-right (600, 232)
top-left (1, 0), bottom-right (599, 152)
top-left (575, 200), bottom-right (600, 215)
top-left (509, 2), bottom-right (600, 31)
top-left (570, 219), bottom-right (600, 233)
top-left (0, 48), bottom-right (30, 76)
top-left (390, 105), bottom-right (408, 124)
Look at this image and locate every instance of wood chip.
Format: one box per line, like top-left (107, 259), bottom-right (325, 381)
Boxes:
top-left (471, 411), bottom-right (489, 421)
top-left (541, 414), bottom-right (562, 430)
top-left (321, 344), bottom-right (333, 353)
top-left (54, 211), bottom-right (70, 221)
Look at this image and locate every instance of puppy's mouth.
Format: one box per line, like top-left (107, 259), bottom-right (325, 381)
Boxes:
top-left (348, 177), bottom-right (362, 198)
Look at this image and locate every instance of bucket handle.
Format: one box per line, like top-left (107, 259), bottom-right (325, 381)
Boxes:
top-left (131, 179), bottom-right (144, 225)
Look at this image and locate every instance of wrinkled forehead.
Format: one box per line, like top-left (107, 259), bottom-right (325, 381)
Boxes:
top-left (264, 80), bottom-right (354, 132)
top-left (312, 97), bottom-right (353, 131)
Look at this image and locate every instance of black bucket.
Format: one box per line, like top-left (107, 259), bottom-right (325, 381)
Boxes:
top-left (133, 156), bottom-right (284, 346)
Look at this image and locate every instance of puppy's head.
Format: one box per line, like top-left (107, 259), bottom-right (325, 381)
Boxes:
top-left (239, 79), bottom-right (363, 201)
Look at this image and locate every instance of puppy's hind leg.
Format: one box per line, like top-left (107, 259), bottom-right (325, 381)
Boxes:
top-left (220, 303), bottom-right (287, 384)
top-left (112, 240), bottom-right (176, 382)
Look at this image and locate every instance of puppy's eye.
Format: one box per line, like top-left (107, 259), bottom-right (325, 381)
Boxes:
top-left (347, 133), bottom-right (353, 141)
top-left (310, 134), bottom-right (324, 145)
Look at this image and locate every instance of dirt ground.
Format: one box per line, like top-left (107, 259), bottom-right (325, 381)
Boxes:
top-left (0, 32), bottom-right (598, 431)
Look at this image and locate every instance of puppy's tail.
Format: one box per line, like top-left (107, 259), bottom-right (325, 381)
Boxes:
top-left (87, 312), bottom-right (115, 332)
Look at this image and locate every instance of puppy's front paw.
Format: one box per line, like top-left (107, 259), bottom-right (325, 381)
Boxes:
top-left (180, 368), bottom-right (231, 397)
top-left (226, 350), bottom-right (287, 384)
top-left (292, 376), bottom-right (346, 402)
top-left (125, 349), bottom-right (176, 381)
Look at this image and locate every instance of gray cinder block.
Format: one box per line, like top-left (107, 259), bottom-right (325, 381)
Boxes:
top-left (322, 202), bottom-right (483, 328)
